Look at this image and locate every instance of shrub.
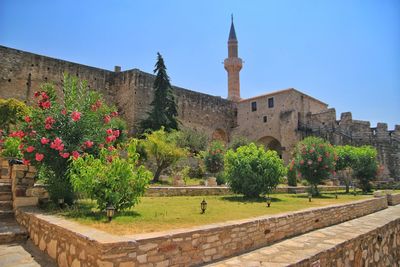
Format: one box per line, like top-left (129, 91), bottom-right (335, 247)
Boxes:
top-left (292, 137), bottom-right (336, 196)
top-left (203, 140), bottom-right (225, 174)
top-left (1, 136), bottom-right (22, 158)
top-left (177, 127), bottom-right (208, 155)
top-left (351, 146), bottom-right (378, 193)
top-left (229, 136), bottom-right (251, 151)
top-left (287, 163), bottom-right (297, 186)
top-left (0, 98), bottom-right (30, 134)
top-left (142, 128), bottom-right (187, 182)
top-left (69, 139), bottom-right (151, 211)
top-left (19, 74), bottom-right (125, 204)
top-left (216, 172), bottom-right (226, 185)
top-left (224, 143), bottom-right (285, 198)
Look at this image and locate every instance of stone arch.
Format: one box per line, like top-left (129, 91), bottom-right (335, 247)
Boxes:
top-left (212, 128), bottom-right (228, 143)
top-left (257, 136), bottom-right (283, 159)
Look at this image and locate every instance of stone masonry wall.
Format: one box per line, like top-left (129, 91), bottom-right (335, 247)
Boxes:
top-left (15, 197), bottom-right (387, 267)
top-left (387, 193), bottom-right (400, 206)
top-left (0, 46), bottom-right (236, 140)
top-left (302, 109), bottom-right (400, 180)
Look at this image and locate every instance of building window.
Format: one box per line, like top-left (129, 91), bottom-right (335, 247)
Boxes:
top-left (251, 101), bottom-right (257, 112)
top-left (268, 97), bottom-right (274, 108)
top-left (263, 116), bottom-right (267, 123)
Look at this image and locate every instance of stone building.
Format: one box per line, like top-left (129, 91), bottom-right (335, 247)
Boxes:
top-left (0, 19), bottom-right (398, 179)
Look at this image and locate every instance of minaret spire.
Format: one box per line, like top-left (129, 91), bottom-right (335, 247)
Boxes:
top-left (224, 15), bottom-right (242, 102)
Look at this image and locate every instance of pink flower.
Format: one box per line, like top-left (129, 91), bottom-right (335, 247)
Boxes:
top-left (50, 138), bottom-right (64, 151)
top-left (9, 131), bottom-right (25, 139)
top-left (60, 152), bottom-right (70, 159)
top-left (300, 160), bottom-right (304, 165)
top-left (61, 109), bottom-right (67, 115)
top-left (317, 157), bottom-right (322, 162)
top-left (107, 146), bottom-right (115, 151)
top-left (113, 130), bottom-right (120, 137)
top-left (71, 111), bottom-right (81, 122)
top-left (72, 151), bottom-right (80, 160)
top-left (34, 91), bottom-right (40, 98)
top-left (35, 153), bottom-right (44, 162)
top-left (307, 160), bottom-right (313, 165)
top-left (104, 115), bottom-right (111, 124)
top-left (105, 135), bottom-right (116, 143)
top-left (41, 92), bottom-right (49, 99)
top-left (45, 117), bottom-right (55, 124)
top-left (23, 159), bottom-right (30, 165)
top-left (309, 149), bottom-right (315, 153)
top-left (18, 144), bottom-right (24, 150)
top-left (45, 124), bottom-right (52, 130)
top-left (41, 101), bottom-right (51, 109)
top-left (99, 144), bottom-right (104, 149)
top-left (41, 137), bottom-right (50, 145)
top-left (111, 111), bottom-right (118, 117)
top-left (26, 146), bottom-right (35, 153)
top-left (84, 140), bottom-right (93, 148)
top-left (24, 116), bottom-right (31, 123)
top-left (106, 128), bottom-right (113, 135)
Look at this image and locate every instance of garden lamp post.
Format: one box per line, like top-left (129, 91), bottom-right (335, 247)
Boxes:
top-left (335, 191), bottom-right (338, 199)
top-left (266, 195), bottom-right (271, 207)
top-left (201, 199), bottom-right (207, 214)
top-left (58, 198), bottom-right (64, 208)
top-left (308, 193), bottom-right (312, 202)
top-left (106, 204), bottom-right (115, 222)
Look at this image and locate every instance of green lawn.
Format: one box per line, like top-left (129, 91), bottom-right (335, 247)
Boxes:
top-left (49, 192), bottom-right (371, 235)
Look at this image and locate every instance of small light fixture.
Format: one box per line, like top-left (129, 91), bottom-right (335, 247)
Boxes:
top-left (106, 204), bottom-right (115, 222)
top-left (266, 195), bottom-right (271, 207)
top-left (308, 193), bottom-right (312, 202)
top-left (335, 191), bottom-right (338, 199)
top-left (58, 198), bottom-right (64, 208)
top-left (200, 199), bottom-right (207, 214)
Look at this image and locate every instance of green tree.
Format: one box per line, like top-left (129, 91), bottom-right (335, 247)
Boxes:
top-left (335, 145), bottom-right (356, 193)
top-left (287, 163), bottom-right (297, 187)
top-left (142, 128), bottom-right (187, 183)
top-left (0, 98), bottom-right (30, 134)
top-left (229, 136), bottom-right (251, 151)
top-left (293, 137), bottom-right (336, 196)
top-left (351, 146), bottom-right (378, 193)
top-left (69, 139), bottom-right (152, 211)
top-left (225, 143), bottom-right (285, 198)
top-left (140, 53), bottom-right (179, 133)
top-left (177, 127), bottom-right (208, 155)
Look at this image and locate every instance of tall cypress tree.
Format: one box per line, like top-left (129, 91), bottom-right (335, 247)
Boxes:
top-left (140, 53), bottom-right (179, 133)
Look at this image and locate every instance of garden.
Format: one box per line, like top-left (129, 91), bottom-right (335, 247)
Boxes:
top-left (0, 54), bottom-right (384, 237)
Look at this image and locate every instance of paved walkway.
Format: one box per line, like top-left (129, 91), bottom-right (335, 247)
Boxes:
top-left (0, 240), bottom-right (57, 267)
top-left (206, 205), bottom-right (400, 267)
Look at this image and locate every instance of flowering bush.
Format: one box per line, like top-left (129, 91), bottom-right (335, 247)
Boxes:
top-left (224, 143), bottom-right (285, 198)
top-left (292, 137), bottom-right (336, 195)
top-left (203, 140), bottom-right (225, 175)
top-left (69, 139), bottom-right (151, 211)
top-left (19, 74), bottom-right (126, 204)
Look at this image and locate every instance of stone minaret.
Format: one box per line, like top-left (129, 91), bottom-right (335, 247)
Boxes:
top-left (224, 15), bottom-right (242, 102)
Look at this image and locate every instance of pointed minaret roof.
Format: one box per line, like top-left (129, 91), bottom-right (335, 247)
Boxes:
top-left (228, 14), bottom-right (237, 41)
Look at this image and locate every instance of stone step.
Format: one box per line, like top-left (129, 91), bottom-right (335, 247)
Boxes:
top-left (0, 200), bottom-right (12, 210)
top-left (0, 183), bottom-right (11, 192)
top-left (0, 217), bottom-right (28, 244)
top-left (0, 210), bottom-right (14, 219)
top-left (0, 192), bottom-right (12, 201)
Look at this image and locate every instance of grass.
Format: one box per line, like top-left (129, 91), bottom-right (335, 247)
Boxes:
top-left (46, 191), bottom-right (371, 236)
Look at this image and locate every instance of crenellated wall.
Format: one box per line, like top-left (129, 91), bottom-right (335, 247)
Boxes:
top-left (301, 109), bottom-right (400, 179)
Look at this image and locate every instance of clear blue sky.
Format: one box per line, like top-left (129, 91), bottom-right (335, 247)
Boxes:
top-left (1, 0), bottom-right (399, 128)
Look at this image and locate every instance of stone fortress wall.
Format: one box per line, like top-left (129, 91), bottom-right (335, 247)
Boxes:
top-left (0, 45), bottom-right (399, 179)
top-left (0, 45), bottom-right (235, 139)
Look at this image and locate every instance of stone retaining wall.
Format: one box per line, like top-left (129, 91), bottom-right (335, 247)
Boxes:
top-left (387, 193), bottom-right (400, 206)
top-left (145, 185), bottom-right (345, 197)
top-left (15, 197), bottom-right (387, 267)
top-left (292, 209), bottom-right (400, 267)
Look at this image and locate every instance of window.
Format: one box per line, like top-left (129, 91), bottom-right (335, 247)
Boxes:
top-left (251, 101), bottom-right (257, 112)
top-left (268, 97), bottom-right (274, 108)
top-left (263, 116), bottom-right (267, 123)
